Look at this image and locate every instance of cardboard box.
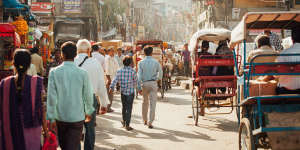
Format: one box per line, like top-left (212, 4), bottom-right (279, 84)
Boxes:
top-left (266, 112), bottom-right (300, 150)
top-left (240, 80), bottom-right (277, 100)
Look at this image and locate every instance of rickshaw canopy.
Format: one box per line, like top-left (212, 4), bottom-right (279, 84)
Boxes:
top-left (189, 28), bottom-right (231, 52)
top-left (230, 11), bottom-right (300, 47)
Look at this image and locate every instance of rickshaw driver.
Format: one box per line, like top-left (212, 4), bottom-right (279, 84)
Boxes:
top-left (262, 27), bottom-right (300, 94)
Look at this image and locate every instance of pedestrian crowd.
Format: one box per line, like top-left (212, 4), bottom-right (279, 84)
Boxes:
top-left (0, 39), bottom-right (162, 150)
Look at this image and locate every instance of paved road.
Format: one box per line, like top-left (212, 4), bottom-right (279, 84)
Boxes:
top-left (91, 85), bottom-right (239, 150)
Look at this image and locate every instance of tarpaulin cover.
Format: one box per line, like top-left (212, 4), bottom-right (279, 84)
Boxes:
top-left (230, 11), bottom-right (300, 48)
top-left (189, 28), bottom-right (231, 52)
top-left (3, 0), bottom-right (27, 9)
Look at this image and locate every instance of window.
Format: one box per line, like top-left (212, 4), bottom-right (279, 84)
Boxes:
top-left (296, 0), bottom-right (300, 5)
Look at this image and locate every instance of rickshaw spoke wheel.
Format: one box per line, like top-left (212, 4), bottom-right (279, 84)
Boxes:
top-left (192, 89), bottom-right (199, 126)
top-left (239, 118), bottom-right (255, 150)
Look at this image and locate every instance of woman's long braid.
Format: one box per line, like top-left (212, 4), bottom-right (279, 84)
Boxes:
top-left (13, 49), bottom-right (31, 101)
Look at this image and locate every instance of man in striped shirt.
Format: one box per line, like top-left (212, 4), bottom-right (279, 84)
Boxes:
top-left (109, 56), bottom-right (137, 131)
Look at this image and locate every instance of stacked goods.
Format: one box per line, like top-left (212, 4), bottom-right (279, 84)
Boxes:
top-left (102, 40), bottom-right (122, 50)
top-left (240, 80), bottom-right (277, 100)
top-left (11, 17), bottom-right (28, 36)
top-left (266, 112), bottom-right (300, 150)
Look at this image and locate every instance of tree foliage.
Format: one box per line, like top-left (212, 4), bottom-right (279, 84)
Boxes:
top-left (101, 0), bottom-right (126, 32)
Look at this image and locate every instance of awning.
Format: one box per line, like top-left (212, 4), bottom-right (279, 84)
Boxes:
top-left (3, 0), bottom-right (28, 9)
top-left (0, 24), bottom-right (16, 37)
top-left (230, 11), bottom-right (300, 47)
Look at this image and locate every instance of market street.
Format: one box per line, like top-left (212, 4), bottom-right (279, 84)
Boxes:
top-left (92, 84), bottom-right (239, 150)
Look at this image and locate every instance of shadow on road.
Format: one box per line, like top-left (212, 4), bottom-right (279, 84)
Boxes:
top-left (196, 116), bottom-right (238, 132)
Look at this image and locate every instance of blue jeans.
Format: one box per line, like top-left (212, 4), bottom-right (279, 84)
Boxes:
top-left (121, 93), bottom-right (134, 126)
top-left (79, 95), bottom-right (98, 150)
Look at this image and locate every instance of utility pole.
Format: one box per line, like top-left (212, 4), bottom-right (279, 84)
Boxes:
top-left (93, 0), bottom-right (101, 41)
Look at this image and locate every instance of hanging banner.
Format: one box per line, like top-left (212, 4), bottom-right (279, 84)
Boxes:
top-left (63, 0), bottom-right (81, 13)
top-left (31, 2), bottom-right (53, 13)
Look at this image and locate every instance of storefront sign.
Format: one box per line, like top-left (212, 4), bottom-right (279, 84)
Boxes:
top-left (205, 0), bottom-right (215, 5)
top-left (31, 2), bottom-right (53, 13)
top-left (249, 29), bottom-right (281, 36)
top-left (63, 0), bottom-right (81, 13)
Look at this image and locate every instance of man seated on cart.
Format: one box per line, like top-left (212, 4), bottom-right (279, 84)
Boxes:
top-left (213, 40), bottom-right (234, 76)
top-left (197, 40), bottom-right (212, 76)
top-left (247, 35), bottom-right (278, 63)
top-left (262, 27), bottom-right (300, 94)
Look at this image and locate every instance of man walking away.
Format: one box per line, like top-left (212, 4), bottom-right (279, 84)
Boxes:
top-left (105, 47), bottom-right (119, 112)
top-left (30, 47), bottom-right (45, 76)
top-left (75, 39), bottom-right (110, 150)
top-left (182, 43), bottom-right (191, 77)
top-left (109, 56), bottom-right (137, 131)
top-left (137, 47), bottom-right (163, 129)
top-left (91, 44), bottom-right (105, 71)
top-left (47, 42), bottom-right (94, 150)
top-left (115, 48), bottom-right (125, 68)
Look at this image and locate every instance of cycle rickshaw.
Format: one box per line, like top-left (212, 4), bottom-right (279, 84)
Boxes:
top-left (190, 28), bottom-right (238, 125)
top-left (230, 11), bottom-right (300, 150)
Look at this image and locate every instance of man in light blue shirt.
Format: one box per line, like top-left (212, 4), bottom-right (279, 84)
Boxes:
top-left (47, 41), bottom-right (94, 150)
top-left (137, 46), bottom-right (163, 129)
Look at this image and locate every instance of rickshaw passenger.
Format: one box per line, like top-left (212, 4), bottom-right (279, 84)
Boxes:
top-left (262, 27), bottom-right (300, 94)
top-left (198, 40), bottom-right (212, 76)
top-left (275, 27), bottom-right (300, 94)
top-left (247, 35), bottom-right (277, 63)
top-left (213, 40), bottom-right (234, 76)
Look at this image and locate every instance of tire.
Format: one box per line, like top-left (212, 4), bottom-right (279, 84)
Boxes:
top-left (239, 118), bottom-right (256, 150)
top-left (192, 89), bottom-right (199, 126)
top-left (199, 91), bottom-right (206, 116)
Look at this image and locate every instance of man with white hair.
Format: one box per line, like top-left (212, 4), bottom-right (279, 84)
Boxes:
top-left (105, 47), bottom-right (119, 112)
top-left (74, 39), bottom-right (110, 150)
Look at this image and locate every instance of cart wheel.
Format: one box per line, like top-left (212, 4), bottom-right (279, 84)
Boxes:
top-left (199, 91), bottom-right (206, 116)
top-left (239, 118), bottom-right (256, 150)
top-left (192, 89), bottom-right (199, 126)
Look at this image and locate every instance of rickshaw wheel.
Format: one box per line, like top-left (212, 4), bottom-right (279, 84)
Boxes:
top-left (192, 89), bottom-right (199, 126)
top-left (239, 118), bottom-right (256, 150)
top-left (199, 91), bottom-right (206, 116)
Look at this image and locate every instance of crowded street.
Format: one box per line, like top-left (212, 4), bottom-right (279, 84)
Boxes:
top-left (1, 0), bottom-right (300, 150)
top-left (93, 85), bottom-right (238, 150)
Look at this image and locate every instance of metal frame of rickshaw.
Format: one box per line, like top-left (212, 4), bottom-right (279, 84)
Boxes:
top-left (230, 11), bottom-right (300, 150)
top-left (190, 28), bottom-right (238, 126)
top-left (135, 40), bottom-right (167, 99)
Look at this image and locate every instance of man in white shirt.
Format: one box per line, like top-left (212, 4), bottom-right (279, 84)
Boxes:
top-left (91, 45), bottom-right (105, 70)
top-left (105, 47), bottom-right (119, 112)
top-left (115, 48), bottom-right (124, 69)
top-left (247, 35), bottom-right (278, 62)
top-left (275, 27), bottom-right (300, 94)
top-left (75, 39), bottom-right (110, 150)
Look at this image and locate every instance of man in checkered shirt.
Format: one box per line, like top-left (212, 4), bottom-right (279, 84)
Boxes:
top-left (256, 30), bottom-right (283, 51)
top-left (109, 56), bottom-right (137, 131)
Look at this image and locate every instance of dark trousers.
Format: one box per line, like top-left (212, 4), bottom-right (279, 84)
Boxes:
top-left (184, 61), bottom-right (190, 77)
top-left (121, 93), bottom-right (134, 126)
top-left (57, 120), bottom-right (84, 150)
top-left (80, 95), bottom-right (98, 150)
top-left (276, 87), bottom-right (300, 95)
